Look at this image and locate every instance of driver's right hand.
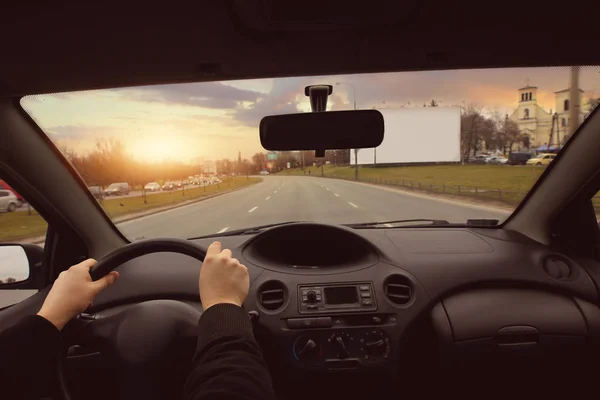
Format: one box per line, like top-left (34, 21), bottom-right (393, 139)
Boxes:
top-left (199, 241), bottom-right (249, 310)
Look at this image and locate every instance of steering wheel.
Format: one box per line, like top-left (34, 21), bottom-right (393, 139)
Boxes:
top-left (58, 238), bottom-right (207, 400)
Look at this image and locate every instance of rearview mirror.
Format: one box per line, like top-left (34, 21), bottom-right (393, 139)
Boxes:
top-left (259, 110), bottom-right (384, 154)
top-left (0, 245), bottom-right (30, 284)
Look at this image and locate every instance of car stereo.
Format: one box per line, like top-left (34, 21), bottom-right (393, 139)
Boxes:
top-left (298, 283), bottom-right (376, 313)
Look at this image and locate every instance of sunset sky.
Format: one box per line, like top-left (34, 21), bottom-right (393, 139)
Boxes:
top-left (20, 66), bottom-right (600, 163)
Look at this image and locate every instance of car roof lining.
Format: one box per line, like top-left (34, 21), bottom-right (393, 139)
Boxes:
top-left (2, 1), bottom-right (597, 97)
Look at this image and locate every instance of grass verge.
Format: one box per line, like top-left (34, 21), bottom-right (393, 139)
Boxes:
top-left (1, 177), bottom-right (260, 242)
top-left (280, 164), bottom-right (545, 205)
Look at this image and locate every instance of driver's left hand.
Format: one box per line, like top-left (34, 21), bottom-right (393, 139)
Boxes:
top-left (37, 259), bottom-right (119, 331)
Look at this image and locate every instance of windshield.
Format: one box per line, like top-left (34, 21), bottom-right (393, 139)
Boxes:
top-left (19, 66), bottom-right (600, 240)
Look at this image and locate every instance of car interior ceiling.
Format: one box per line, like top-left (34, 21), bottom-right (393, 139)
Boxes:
top-left (3, 1), bottom-right (600, 399)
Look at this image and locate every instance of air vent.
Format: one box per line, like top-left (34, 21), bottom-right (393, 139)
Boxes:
top-left (258, 281), bottom-right (287, 311)
top-left (543, 256), bottom-right (572, 280)
top-left (384, 275), bottom-right (412, 305)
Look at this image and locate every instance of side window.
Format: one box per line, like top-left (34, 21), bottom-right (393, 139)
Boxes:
top-left (0, 176), bottom-right (48, 303)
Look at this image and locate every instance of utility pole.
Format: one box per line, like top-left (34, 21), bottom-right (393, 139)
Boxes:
top-left (569, 66), bottom-right (580, 140)
top-left (556, 113), bottom-right (560, 146)
top-left (354, 149), bottom-right (358, 180)
top-left (336, 82), bottom-right (359, 181)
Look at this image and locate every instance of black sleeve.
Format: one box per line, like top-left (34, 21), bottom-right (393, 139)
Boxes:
top-left (0, 314), bottom-right (62, 400)
top-left (183, 304), bottom-right (276, 400)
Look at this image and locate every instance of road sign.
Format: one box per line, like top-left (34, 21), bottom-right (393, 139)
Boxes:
top-left (286, 162), bottom-right (291, 169)
top-left (267, 152), bottom-right (278, 161)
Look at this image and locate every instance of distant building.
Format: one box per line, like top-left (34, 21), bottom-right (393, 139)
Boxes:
top-left (509, 85), bottom-right (585, 149)
top-left (554, 88), bottom-right (585, 137)
top-left (201, 160), bottom-right (216, 174)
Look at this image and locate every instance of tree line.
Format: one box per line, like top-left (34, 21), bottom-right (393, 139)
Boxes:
top-left (251, 150), bottom-right (351, 172)
top-left (61, 139), bottom-right (352, 187)
top-left (460, 106), bottom-right (524, 161)
top-left (63, 140), bottom-right (202, 187)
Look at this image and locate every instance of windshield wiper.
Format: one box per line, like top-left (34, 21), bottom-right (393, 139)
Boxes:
top-left (188, 221), bottom-right (301, 240)
top-left (345, 218), bottom-right (500, 229)
top-left (344, 219), bottom-right (451, 228)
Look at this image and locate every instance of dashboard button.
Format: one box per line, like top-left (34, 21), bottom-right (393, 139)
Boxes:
top-left (316, 317), bottom-right (332, 327)
top-left (360, 292), bottom-right (371, 298)
top-left (301, 289), bottom-right (309, 296)
top-left (361, 299), bottom-right (373, 306)
top-left (316, 295), bottom-right (322, 301)
top-left (288, 318), bottom-right (318, 329)
top-left (302, 295), bottom-right (308, 302)
top-left (306, 304), bottom-right (319, 310)
top-left (359, 285), bottom-right (370, 291)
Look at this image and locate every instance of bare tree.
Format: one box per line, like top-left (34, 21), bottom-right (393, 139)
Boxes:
top-left (460, 105), bottom-right (486, 161)
top-left (585, 97), bottom-right (600, 119)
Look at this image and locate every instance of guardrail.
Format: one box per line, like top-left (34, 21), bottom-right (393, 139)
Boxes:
top-left (358, 177), bottom-right (528, 205)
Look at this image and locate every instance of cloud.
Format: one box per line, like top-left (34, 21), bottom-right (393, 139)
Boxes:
top-left (120, 82), bottom-right (264, 110)
top-left (232, 76), bottom-right (333, 127)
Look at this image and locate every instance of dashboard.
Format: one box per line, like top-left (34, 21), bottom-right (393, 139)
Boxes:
top-left (86, 222), bottom-right (600, 382)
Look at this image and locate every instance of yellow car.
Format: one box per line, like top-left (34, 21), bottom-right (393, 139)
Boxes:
top-left (526, 153), bottom-right (556, 166)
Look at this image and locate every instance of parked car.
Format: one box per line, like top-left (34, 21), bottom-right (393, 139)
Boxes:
top-left (0, 180), bottom-right (24, 205)
top-left (260, 170), bottom-right (270, 175)
top-left (508, 152), bottom-right (532, 165)
top-left (526, 153), bottom-right (556, 166)
top-left (88, 186), bottom-right (103, 200)
top-left (488, 156), bottom-right (508, 164)
top-left (104, 182), bottom-right (130, 196)
top-left (0, 190), bottom-right (19, 212)
top-left (144, 182), bottom-right (161, 192)
top-left (471, 155), bottom-right (489, 164)
top-left (162, 181), bottom-right (176, 191)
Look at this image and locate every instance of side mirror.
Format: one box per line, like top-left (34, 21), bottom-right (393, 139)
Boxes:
top-left (0, 243), bottom-right (44, 287)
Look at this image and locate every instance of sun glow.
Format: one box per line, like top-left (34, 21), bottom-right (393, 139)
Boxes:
top-left (131, 136), bottom-right (189, 162)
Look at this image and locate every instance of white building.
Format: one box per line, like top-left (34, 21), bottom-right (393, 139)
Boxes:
top-left (554, 88), bottom-right (585, 140)
top-left (201, 159), bottom-right (216, 174)
top-left (509, 85), bottom-right (585, 149)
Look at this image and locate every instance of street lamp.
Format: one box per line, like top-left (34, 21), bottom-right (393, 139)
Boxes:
top-left (336, 82), bottom-right (359, 180)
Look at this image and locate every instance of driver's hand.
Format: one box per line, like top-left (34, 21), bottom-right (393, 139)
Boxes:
top-left (200, 241), bottom-right (249, 310)
top-left (37, 259), bottom-right (119, 331)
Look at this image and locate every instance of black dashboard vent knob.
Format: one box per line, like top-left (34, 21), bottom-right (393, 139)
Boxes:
top-left (258, 281), bottom-right (287, 311)
top-left (384, 275), bottom-right (412, 305)
top-left (543, 256), bottom-right (572, 280)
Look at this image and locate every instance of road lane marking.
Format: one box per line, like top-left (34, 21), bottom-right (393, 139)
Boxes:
top-left (326, 188), bottom-right (330, 191)
top-left (334, 193), bottom-right (340, 197)
top-left (274, 191), bottom-right (278, 194)
top-left (265, 196), bottom-right (271, 200)
top-left (348, 202), bottom-right (359, 208)
top-left (384, 223), bottom-right (393, 228)
top-left (248, 206), bottom-right (258, 213)
top-left (218, 227), bottom-right (229, 233)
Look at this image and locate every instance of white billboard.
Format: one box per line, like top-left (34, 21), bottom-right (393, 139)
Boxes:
top-left (354, 107), bottom-right (461, 165)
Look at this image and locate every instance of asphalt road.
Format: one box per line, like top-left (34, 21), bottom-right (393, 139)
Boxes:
top-left (118, 176), bottom-right (511, 240)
